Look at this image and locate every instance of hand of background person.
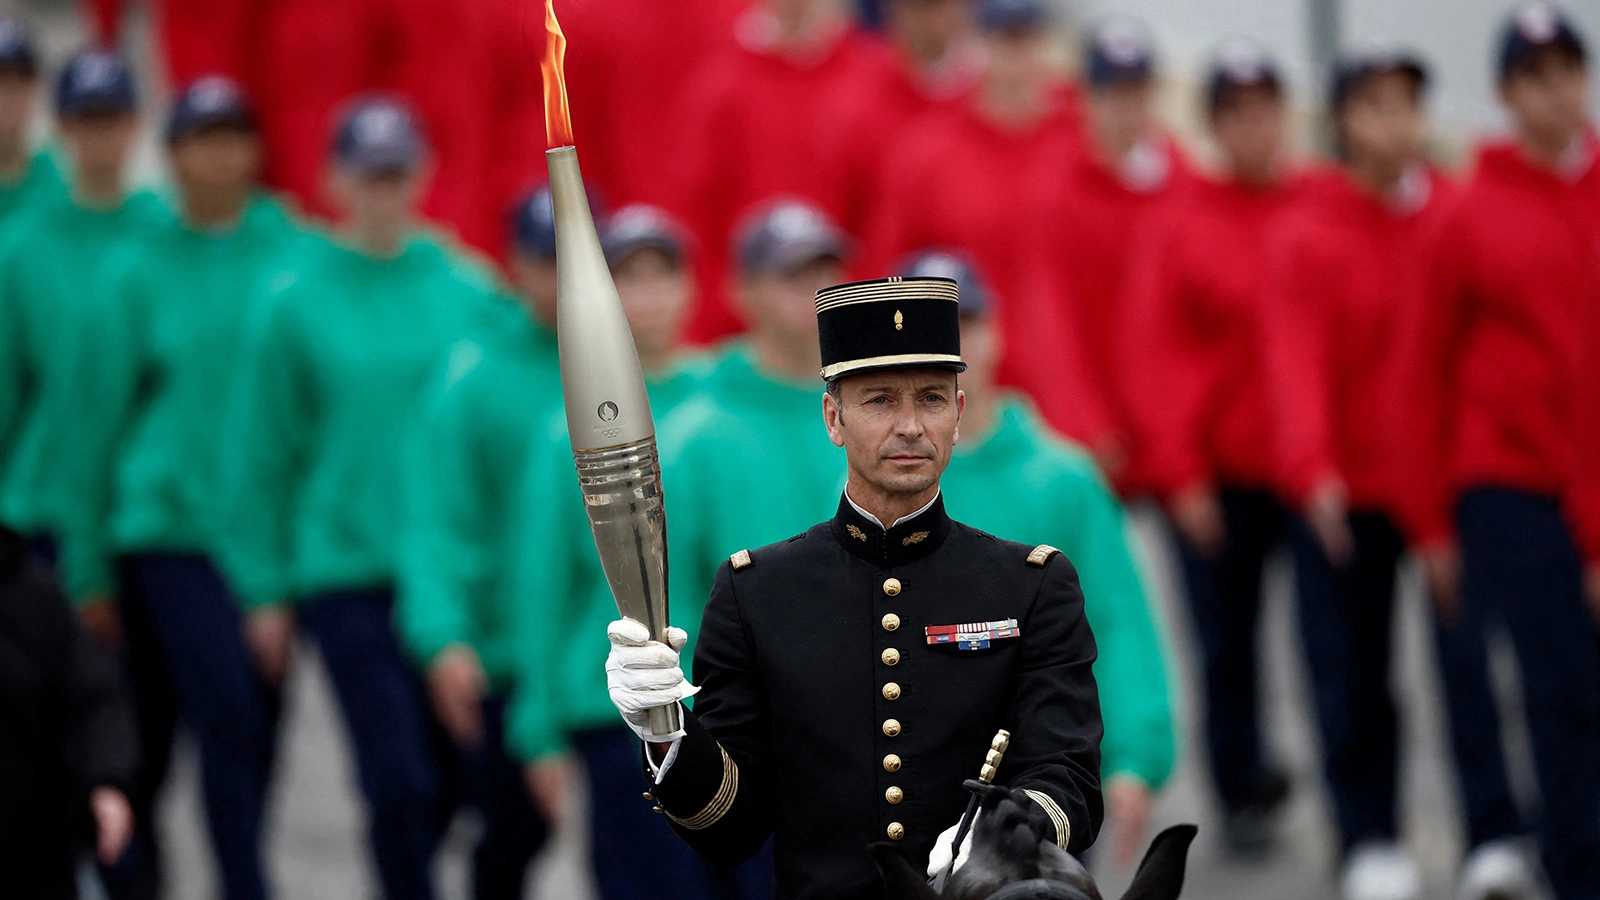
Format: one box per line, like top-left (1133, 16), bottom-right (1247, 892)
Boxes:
top-left (1107, 775), bottom-right (1154, 867)
top-left (1305, 475), bottom-right (1354, 566)
top-left (1170, 484), bottom-right (1226, 557)
top-left (78, 598), bottom-right (122, 651)
top-left (525, 755), bottom-right (577, 830)
top-left (428, 643), bottom-right (487, 748)
top-left (90, 786), bottom-right (133, 865)
top-left (245, 606), bottom-right (295, 687)
top-left (1420, 543), bottom-right (1462, 622)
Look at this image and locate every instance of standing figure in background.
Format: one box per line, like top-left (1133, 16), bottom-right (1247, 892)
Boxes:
top-left (217, 97), bottom-right (503, 900)
top-left (924, 251), bottom-right (1174, 868)
top-left (863, 0), bottom-right (1111, 454)
top-left (1120, 41), bottom-right (1303, 857)
top-left (674, 0), bottom-right (887, 342)
top-left (1397, 5), bottom-right (1600, 897)
top-left (60, 77), bottom-right (306, 900)
top-left (0, 18), bottom-right (63, 222)
top-left (1023, 17), bottom-right (1193, 491)
top-left (815, 0), bottom-right (982, 238)
top-left (0, 47), bottom-right (170, 900)
top-left (395, 186), bottom-right (569, 900)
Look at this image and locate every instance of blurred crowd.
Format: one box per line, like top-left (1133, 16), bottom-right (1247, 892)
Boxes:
top-left (1, 0), bottom-right (1599, 899)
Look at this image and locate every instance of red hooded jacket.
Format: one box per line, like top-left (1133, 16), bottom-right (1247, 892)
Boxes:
top-left (1121, 173), bottom-right (1307, 501)
top-left (859, 89), bottom-right (1113, 446)
top-left (1261, 165), bottom-right (1457, 517)
top-left (1395, 138), bottom-right (1600, 545)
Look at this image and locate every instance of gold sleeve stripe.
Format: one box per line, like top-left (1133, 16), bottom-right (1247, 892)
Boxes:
top-left (730, 549), bottom-right (753, 570)
top-left (1026, 544), bottom-right (1060, 567)
top-left (1022, 789), bottom-right (1071, 849)
top-left (668, 746), bottom-right (740, 831)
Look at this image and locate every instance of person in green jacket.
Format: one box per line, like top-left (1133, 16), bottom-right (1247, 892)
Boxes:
top-left (0, 18), bottom-right (63, 224)
top-left (0, 47), bottom-right (168, 900)
top-left (216, 96), bottom-right (501, 900)
top-left (914, 250), bottom-right (1177, 868)
top-left (61, 77), bottom-right (306, 900)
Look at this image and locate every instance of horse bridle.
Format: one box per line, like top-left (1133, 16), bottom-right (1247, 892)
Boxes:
top-left (985, 880), bottom-right (1098, 900)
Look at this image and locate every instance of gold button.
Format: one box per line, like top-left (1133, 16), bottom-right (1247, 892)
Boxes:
top-left (883, 718), bottom-right (901, 737)
top-left (882, 682), bottom-right (901, 700)
top-left (886, 786), bottom-right (904, 804)
top-left (881, 613), bottom-right (900, 632)
top-left (642, 791), bottom-right (654, 800)
top-left (883, 578), bottom-right (902, 596)
top-left (887, 822), bottom-right (905, 840)
top-left (881, 647), bottom-right (900, 666)
top-left (883, 753), bottom-right (902, 772)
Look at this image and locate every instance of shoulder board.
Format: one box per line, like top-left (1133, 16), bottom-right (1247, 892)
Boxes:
top-left (1026, 545), bottom-right (1060, 567)
top-left (730, 549), bottom-right (753, 571)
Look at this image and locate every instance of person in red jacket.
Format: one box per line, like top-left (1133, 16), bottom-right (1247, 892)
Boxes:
top-left (861, 0), bottom-right (1108, 449)
top-left (1120, 41), bottom-right (1301, 856)
top-left (1022, 17), bottom-right (1194, 490)
top-left (674, 0), bottom-right (888, 342)
top-left (1265, 49), bottom-right (1536, 900)
top-left (1396, 6), bottom-right (1600, 897)
top-left (813, 0), bottom-right (983, 237)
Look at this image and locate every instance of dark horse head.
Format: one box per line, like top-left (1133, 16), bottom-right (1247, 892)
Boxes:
top-left (872, 785), bottom-right (1197, 900)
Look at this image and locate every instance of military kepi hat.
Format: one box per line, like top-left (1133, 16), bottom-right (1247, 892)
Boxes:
top-left (816, 276), bottom-right (966, 381)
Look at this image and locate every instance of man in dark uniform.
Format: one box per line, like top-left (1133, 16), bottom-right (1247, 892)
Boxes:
top-left (603, 276), bottom-right (1104, 900)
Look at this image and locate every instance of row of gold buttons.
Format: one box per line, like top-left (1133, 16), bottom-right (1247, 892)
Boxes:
top-left (884, 577), bottom-right (904, 840)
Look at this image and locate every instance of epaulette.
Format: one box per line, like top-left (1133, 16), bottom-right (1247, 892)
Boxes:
top-left (730, 549), bottom-right (753, 570)
top-left (1026, 544), bottom-right (1060, 567)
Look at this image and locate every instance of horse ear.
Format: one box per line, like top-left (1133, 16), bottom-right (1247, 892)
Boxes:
top-left (1118, 824), bottom-right (1198, 900)
top-left (869, 842), bottom-right (944, 900)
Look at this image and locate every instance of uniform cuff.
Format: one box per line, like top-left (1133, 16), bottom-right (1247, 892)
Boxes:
top-left (651, 711), bottom-right (740, 831)
top-left (1021, 789), bottom-right (1071, 850)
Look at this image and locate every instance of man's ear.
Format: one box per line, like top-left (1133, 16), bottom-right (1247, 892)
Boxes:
top-left (823, 390), bottom-right (846, 448)
top-left (953, 388), bottom-right (965, 446)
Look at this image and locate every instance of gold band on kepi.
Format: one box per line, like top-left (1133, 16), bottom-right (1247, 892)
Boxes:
top-left (815, 276), bottom-right (966, 381)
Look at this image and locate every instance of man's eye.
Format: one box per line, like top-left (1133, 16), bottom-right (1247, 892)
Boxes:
top-left (922, 394), bottom-right (946, 404)
top-left (869, 396), bottom-right (890, 405)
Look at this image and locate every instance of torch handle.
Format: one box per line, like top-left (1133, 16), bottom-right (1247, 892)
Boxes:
top-left (648, 704), bottom-right (681, 736)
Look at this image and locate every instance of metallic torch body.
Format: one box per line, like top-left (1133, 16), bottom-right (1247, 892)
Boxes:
top-left (548, 145), bottom-right (680, 736)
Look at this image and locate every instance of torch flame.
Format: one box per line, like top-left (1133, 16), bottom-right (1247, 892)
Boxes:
top-left (540, 0), bottom-right (574, 149)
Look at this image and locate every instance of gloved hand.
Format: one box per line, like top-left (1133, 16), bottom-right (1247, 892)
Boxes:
top-left (926, 809), bottom-right (979, 877)
top-left (606, 618), bottom-right (697, 742)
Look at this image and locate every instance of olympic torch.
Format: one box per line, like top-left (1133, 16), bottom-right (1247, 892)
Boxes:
top-left (541, 0), bottom-right (679, 736)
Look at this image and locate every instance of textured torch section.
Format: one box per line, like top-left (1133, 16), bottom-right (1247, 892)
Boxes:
top-left (573, 437), bottom-right (676, 736)
top-left (550, 144), bottom-right (680, 736)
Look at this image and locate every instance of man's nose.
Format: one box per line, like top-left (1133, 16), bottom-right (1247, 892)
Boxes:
top-left (893, 403), bottom-right (925, 437)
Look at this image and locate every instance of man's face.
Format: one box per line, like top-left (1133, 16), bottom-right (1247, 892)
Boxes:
top-left (983, 29), bottom-right (1046, 96)
top-left (1502, 48), bottom-right (1591, 153)
top-left (0, 72), bottom-right (35, 143)
top-left (824, 368), bottom-right (963, 498)
top-left (740, 255), bottom-right (843, 349)
top-left (957, 317), bottom-right (998, 395)
top-left (510, 253), bottom-right (559, 327)
top-left (613, 247), bottom-right (691, 358)
top-left (1338, 72), bottom-right (1425, 169)
top-left (886, 0), bottom-right (970, 62)
top-left (331, 165), bottom-right (425, 227)
top-left (1088, 79), bottom-right (1155, 153)
top-left (60, 111), bottom-right (137, 177)
top-left (171, 126), bottom-right (261, 197)
top-left (1211, 85), bottom-right (1286, 176)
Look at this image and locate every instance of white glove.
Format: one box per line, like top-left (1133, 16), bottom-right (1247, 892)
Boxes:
top-left (926, 810), bottom-right (979, 877)
top-left (606, 618), bottom-right (698, 743)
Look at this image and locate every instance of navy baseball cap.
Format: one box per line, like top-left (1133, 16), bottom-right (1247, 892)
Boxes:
top-left (56, 48), bottom-right (137, 117)
top-left (979, 0), bottom-right (1046, 33)
top-left (334, 96), bottom-right (424, 175)
top-left (899, 250), bottom-right (992, 318)
top-left (736, 199), bottom-right (849, 276)
top-left (1498, 3), bottom-right (1587, 81)
top-left (1330, 46), bottom-right (1428, 110)
top-left (1207, 40), bottom-right (1283, 112)
top-left (166, 75), bottom-right (256, 143)
top-left (510, 182), bottom-right (608, 261)
top-left (0, 18), bottom-right (38, 77)
top-left (602, 204), bottom-right (689, 268)
top-left (1086, 18), bottom-right (1156, 87)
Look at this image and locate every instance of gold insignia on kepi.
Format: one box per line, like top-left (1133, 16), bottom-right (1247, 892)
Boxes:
top-left (894, 309), bottom-right (904, 330)
top-left (1026, 544), bottom-right (1060, 567)
top-left (730, 549), bottom-right (753, 570)
top-left (846, 524), bottom-right (869, 542)
top-left (902, 531), bottom-right (929, 547)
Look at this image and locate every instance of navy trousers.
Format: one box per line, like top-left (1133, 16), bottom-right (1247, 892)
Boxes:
top-left (297, 587), bottom-right (445, 900)
top-left (1457, 488), bottom-right (1600, 899)
top-left (1171, 487), bottom-right (1287, 813)
top-left (126, 553), bottom-right (280, 900)
top-left (574, 726), bottom-right (772, 900)
top-left (458, 695), bottom-right (549, 900)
